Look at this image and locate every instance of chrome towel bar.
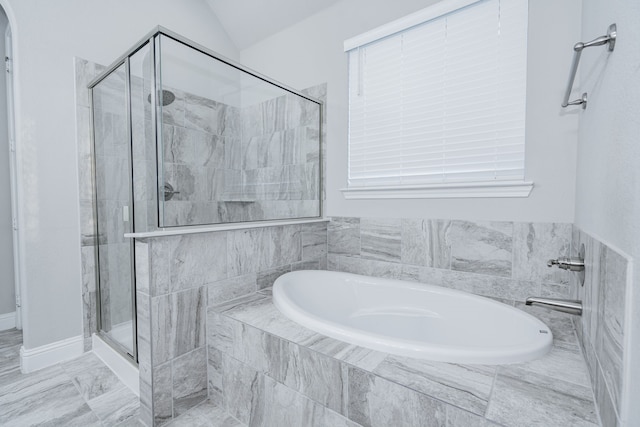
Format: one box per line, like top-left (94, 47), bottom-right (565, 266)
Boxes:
top-left (562, 23), bottom-right (617, 109)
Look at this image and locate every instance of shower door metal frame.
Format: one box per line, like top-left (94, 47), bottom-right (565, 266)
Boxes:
top-left (89, 58), bottom-right (139, 365)
top-left (87, 26), bottom-right (325, 363)
top-left (88, 26), bottom-right (325, 233)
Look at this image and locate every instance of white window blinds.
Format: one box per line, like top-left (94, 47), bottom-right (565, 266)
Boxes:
top-left (345, 0), bottom-right (529, 192)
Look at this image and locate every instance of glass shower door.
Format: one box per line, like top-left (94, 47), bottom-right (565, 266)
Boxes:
top-left (92, 63), bottom-right (136, 359)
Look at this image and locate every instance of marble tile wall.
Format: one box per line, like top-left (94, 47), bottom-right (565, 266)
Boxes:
top-left (327, 217), bottom-right (573, 304)
top-left (161, 84), bottom-right (324, 227)
top-left (207, 290), bottom-right (599, 427)
top-left (135, 221), bottom-right (327, 426)
top-left (571, 226), bottom-right (629, 427)
top-left (160, 87), bottom-right (243, 226)
top-left (75, 58), bottom-right (104, 351)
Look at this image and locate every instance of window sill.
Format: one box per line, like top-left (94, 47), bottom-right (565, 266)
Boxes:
top-left (341, 181), bottom-right (534, 199)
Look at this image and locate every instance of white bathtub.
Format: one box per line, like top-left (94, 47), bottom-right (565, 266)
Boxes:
top-left (273, 270), bottom-right (552, 364)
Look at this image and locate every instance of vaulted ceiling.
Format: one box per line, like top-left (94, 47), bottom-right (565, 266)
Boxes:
top-left (204, 0), bottom-right (342, 50)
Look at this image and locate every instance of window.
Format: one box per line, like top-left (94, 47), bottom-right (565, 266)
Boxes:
top-left (343, 0), bottom-right (532, 199)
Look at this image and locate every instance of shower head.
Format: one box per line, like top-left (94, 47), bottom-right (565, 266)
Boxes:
top-left (147, 90), bottom-right (176, 106)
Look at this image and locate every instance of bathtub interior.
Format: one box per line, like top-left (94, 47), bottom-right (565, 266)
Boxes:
top-left (273, 270), bottom-right (553, 364)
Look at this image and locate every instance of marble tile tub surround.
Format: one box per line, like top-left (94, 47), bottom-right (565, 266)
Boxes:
top-left (328, 217), bottom-right (573, 304)
top-left (571, 226), bottom-right (630, 427)
top-left (135, 221), bottom-right (328, 426)
top-left (207, 291), bottom-right (598, 427)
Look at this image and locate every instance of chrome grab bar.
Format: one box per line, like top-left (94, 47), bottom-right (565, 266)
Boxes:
top-left (561, 23), bottom-right (617, 109)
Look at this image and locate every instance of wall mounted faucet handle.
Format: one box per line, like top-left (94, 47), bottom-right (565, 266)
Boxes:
top-left (547, 257), bottom-right (585, 272)
top-left (163, 183), bottom-right (180, 201)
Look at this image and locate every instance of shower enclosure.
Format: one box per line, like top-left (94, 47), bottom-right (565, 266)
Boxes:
top-left (88, 27), bottom-right (322, 361)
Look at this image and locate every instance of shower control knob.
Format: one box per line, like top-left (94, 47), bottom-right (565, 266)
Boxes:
top-left (163, 183), bottom-right (180, 201)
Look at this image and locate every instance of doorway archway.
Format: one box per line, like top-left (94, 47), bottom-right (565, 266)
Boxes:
top-left (0, 1), bottom-right (22, 334)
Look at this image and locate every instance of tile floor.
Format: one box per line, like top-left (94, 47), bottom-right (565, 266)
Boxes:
top-left (0, 328), bottom-right (140, 426)
top-left (0, 329), bottom-right (243, 427)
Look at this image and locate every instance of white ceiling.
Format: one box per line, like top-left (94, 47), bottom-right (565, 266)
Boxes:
top-left (205, 0), bottom-right (342, 51)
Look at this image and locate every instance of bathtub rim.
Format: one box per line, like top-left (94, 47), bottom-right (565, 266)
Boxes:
top-left (273, 270), bottom-right (553, 365)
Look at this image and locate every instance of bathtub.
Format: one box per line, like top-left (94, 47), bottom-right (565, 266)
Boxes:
top-left (273, 270), bottom-right (553, 364)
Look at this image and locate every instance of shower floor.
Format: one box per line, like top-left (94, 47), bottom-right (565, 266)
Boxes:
top-left (106, 320), bottom-right (134, 354)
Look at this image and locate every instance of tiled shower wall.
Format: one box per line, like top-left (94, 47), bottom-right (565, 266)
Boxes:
top-left (160, 87), bottom-right (242, 226)
top-left (135, 222), bottom-right (328, 426)
top-left (75, 58), bottom-right (105, 351)
top-left (75, 51), bottom-right (327, 352)
top-left (237, 90), bottom-right (322, 222)
top-left (571, 226), bottom-right (629, 427)
top-left (327, 217), bottom-right (574, 304)
top-left (161, 86), bottom-right (322, 226)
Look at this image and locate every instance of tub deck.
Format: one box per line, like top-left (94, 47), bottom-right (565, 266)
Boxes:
top-left (207, 290), bottom-right (600, 427)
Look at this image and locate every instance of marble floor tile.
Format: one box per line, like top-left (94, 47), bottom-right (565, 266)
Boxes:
top-left (114, 416), bottom-right (147, 427)
top-left (446, 406), bottom-right (501, 427)
top-left (166, 400), bottom-right (246, 427)
top-left (62, 352), bottom-right (124, 401)
top-left (87, 383), bottom-right (140, 425)
top-left (0, 344), bottom-right (21, 377)
top-left (0, 345), bottom-right (140, 427)
top-left (0, 366), bottom-right (99, 427)
top-left (0, 328), bottom-right (23, 350)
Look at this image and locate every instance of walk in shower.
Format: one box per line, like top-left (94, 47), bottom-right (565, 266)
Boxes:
top-left (88, 27), bottom-right (322, 361)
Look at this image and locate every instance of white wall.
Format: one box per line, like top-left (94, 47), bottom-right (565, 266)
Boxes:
top-left (240, 0), bottom-right (581, 223)
top-left (574, 0), bottom-right (640, 423)
top-left (0, 0), bottom-right (238, 349)
top-left (0, 7), bottom-right (15, 317)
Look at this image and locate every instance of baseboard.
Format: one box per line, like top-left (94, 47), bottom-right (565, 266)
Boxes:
top-left (0, 311), bottom-right (16, 331)
top-left (20, 335), bottom-right (84, 373)
top-left (92, 334), bottom-right (139, 396)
